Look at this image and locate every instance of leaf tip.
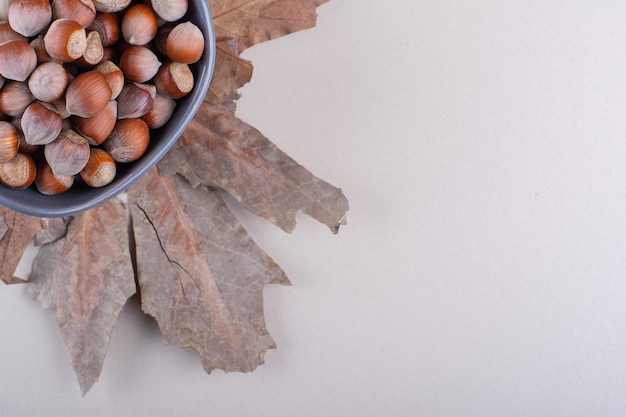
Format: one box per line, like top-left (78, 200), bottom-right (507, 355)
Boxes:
top-left (77, 372), bottom-right (99, 397)
top-left (331, 213), bottom-right (348, 234)
top-left (273, 271), bottom-right (291, 286)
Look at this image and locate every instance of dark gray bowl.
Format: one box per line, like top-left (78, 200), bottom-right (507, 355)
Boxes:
top-left (0, 0), bottom-right (216, 218)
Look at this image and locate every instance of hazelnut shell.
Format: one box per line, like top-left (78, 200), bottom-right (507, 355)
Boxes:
top-left (0, 152), bottom-right (35, 189)
top-left (65, 70), bottom-right (112, 117)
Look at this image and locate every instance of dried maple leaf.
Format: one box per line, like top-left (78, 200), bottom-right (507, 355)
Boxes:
top-left (128, 168), bottom-right (289, 373)
top-left (159, 98), bottom-right (349, 233)
top-left (206, 0), bottom-right (329, 103)
top-left (27, 199), bottom-right (136, 395)
top-left (0, 207), bottom-right (46, 285)
top-left (0, 0), bottom-right (342, 395)
top-left (210, 0), bottom-right (329, 53)
top-left (206, 40), bottom-right (253, 105)
top-left (33, 217), bottom-right (69, 247)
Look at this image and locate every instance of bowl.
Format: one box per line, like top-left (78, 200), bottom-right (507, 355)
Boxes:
top-left (0, 0), bottom-right (216, 218)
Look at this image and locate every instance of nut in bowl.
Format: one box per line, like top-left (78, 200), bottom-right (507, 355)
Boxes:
top-left (0, 0), bottom-right (215, 217)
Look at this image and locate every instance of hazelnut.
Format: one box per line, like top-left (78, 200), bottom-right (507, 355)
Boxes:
top-left (121, 3), bottom-right (157, 46)
top-left (144, 93), bottom-right (176, 129)
top-left (0, 21), bottom-right (27, 44)
top-left (166, 21), bottom-right (203, 64)
top-left (65, 70), bottom-right (112, 117)
top-left (0, 81), bottom-right (34, 117)
top-left (72, 99), bottom-right (116, 145)
top-left (28, 62), bottom-right (69, 102)
top-left (8, 0), bottom-right (52, 37)
top-left (35, 159), bottom-right (74, 195)
top-left (21, 102), bottom-right (63, 145)
top-left (80, 148), bottom-right (115, 187)
top-left (102, 118), bottom-right (149, 163)
top-left (51, 0), bottom-right (96, 28)
top-left (0, 121), bottom-right (19, 162)
top-left (117, 83), bottom-right (155, 119)
top-left (153, 61), bottom-right (193, 99)
top-left (11, 118), bottom-right (39, 154)
top-left (44, 128), bottom-right (90, 176)
top-left (119, 45), bottom-right (161, 83)
top-left (88, 12), bottom-right (119, 47)
top-left (80, 30), bottom-right (104, 65)
top-left (44, 18), bottom-right (87, 62)
top-left (150, 0), bottom-right (187, 23)
top-left (94, 60), bottom-right (123, 99)
top-left (0, 39), bottom-right (37, 82)
top-left (30, 35), bottom-right (59, 64)
top-left (0, 152), bottom-right (36, 189)
top-left (51, 97), bottom-right (72, 119)
top-left (153, 23), bottom-right (173, 56)
top-left (92, 0), bottom-right (131, 13)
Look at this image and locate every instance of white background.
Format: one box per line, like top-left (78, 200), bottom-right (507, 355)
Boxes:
top-left (4, 1), bottom-right (626, 415)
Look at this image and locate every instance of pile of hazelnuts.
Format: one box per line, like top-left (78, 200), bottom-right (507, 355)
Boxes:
top-left (0, 0), bottom-right (204, 194)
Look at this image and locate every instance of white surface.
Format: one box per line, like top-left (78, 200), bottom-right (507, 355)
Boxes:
top-left (4, 1), bottom-right (626, 415)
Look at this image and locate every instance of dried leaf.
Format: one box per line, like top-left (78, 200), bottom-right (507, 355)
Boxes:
top-left (0, 216), bottom-right (7, 238)
top-left (206, 40), bottom-right (253, 105)
top-left (210, 0), bottom-right (329, 53)
top-left (159, 99), bottom-right (349, 233)
top-left (0, 0), bottom-right (344, 395)
top-left (34, 217), bottom-right (69, 246)
top-left (0, 207), bottom-right (46, 285)
top-left (128, 168), bottom-right (289, 373)
top-left (27, 199), bottom-right (136, 395)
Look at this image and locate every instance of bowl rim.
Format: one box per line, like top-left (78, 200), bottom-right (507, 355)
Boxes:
top-left (0, 0), bottom-right (216, 218)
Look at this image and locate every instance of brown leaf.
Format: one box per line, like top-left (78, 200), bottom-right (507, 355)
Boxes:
top-left (206, 40), bottom-right (254, 105)
top-left (0, 207), bottom-right (46, 285)
top-left (33, 217), bottom-right (69, 246)
top-left (128, 168), bottom-right (289, 374)
top-left (210, 0), bottom-right (329, 53)
top-left (159, 100), bottom-right (349, 233)
top-left (27, 199), bottom-right (136, 395)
